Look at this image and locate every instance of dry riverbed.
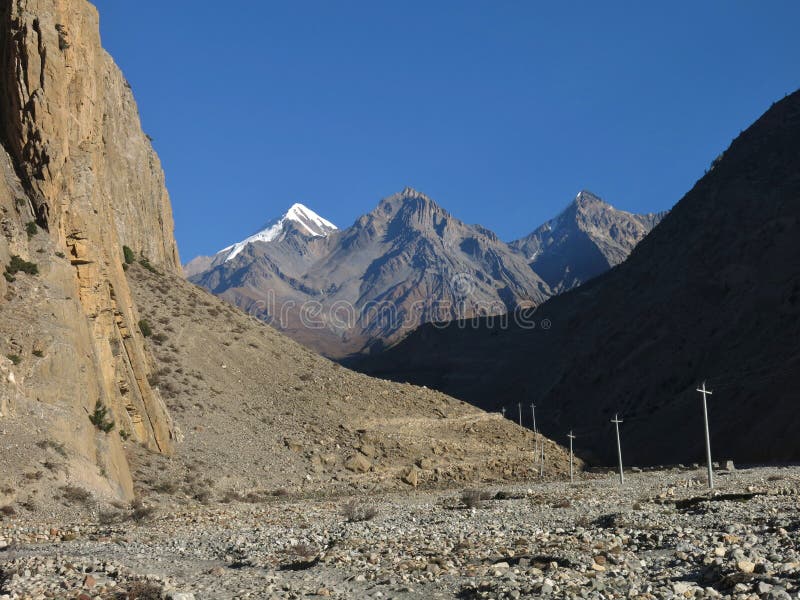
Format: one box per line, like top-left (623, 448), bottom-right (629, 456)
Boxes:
top-left (1, 467), bottom-right (799, 599)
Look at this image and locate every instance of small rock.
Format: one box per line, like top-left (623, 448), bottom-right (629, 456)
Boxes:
top-left (757, 582), bottom-right (773, 594)
top-left (344, 454), bottom-right (371, 473)
top-left (736, 559), bottom-right (755, 574)
top-left (401, 467), bottom-right (419, 488)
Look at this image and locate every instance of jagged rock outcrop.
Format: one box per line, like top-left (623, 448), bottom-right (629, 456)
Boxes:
top-left (510, 191), bottom-right (665, 293)
top-left (0, 0), bottom-right (179, 500)
top-left (190, 188), bottom-right (552, 358)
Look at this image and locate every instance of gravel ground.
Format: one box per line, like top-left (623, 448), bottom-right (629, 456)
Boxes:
top-left (2, 466), bottom-right (799, 599)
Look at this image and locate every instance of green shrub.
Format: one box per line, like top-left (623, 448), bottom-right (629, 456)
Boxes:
top-left (123, 245), bottom-right (135, 265)
top-left (5, 255), bottom-right (39, 277)
top-left (88, 400), bottom-right (115, 433)
top-left (139, 320), bottom-right (153, 337)
top-left (6, 354), bottom-right (21, 365)
top-left (138, 257), bottom-right (160, 274)
top-left (32, 350), bottom-right (44, 358)
top-left (25, 221), bottom-right (38, 239)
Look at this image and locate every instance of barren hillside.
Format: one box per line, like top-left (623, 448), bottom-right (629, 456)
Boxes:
top-left (126, 262), bottom-right (571, 502)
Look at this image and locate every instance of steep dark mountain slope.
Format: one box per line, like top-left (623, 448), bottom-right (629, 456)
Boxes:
top-left (357, 91), bottom-right (800, 466)
top-left (510, 191), bottom-right (665, 292)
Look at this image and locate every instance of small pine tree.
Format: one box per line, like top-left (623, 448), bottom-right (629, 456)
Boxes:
top-left (139, 320), bottom-right (152, 337)
top-left (89, 400), bottom-right (115, 433)
top-left (123, 245), bottom-right (135, 265)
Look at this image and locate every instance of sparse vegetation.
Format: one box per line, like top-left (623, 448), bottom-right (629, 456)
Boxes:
top-left (139, 256), bottom-right (160, 274)
top-left (25, 221), bottom-right (38, 239)
top-left (5, 255), bottom-right (39, 279)
top-left (341, 499), bottom-right (378, 522)
top-left (124, 580), bottom-right (164, 600)
top-left (42, 459), bottom-right (61, 472)
top-left (0, 505), bottom-right (16, 517)
top-left (60, 485), bottom-right (92, 506)
top-left (130, 499), bottom-right (157, 523)
top-left (123, 245), bottom-right (135, 264)
top-left (153, 480), bottom-right (179, 494)
top-left (36, 440), bottom-right (67, 458)
top-left (32, 349), bottom-right (44, 358)
top-left (88, 400), bottom-right (115, 433)
top-left (98, 509), bottom-right (121, 526)
top-left (6, 354), bottom-right (21, 365)
top-left (139, 319), bottom-right (153, 337)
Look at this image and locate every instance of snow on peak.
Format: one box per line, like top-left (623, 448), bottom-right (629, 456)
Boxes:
top-left (219, 203), bottom-right (337, 262)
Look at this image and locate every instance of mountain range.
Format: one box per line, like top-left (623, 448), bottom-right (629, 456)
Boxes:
top-left (357, 89), bottom-right (800, 467)
top-left (187, 188), bottom-right (664, 357)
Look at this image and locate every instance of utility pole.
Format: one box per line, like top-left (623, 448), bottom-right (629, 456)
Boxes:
top-left (567, 431), bottom-right (576, 483)
top-left (611, 414), bottom-right (624, 484)
top-left (530, 403), bottom-right (538, 456)
top-left (517, 402), bottom-right (522, 427)
top-left (697, 381), bottom-right (714, 489)
top-left (501, 406), bottom-right (506, 419)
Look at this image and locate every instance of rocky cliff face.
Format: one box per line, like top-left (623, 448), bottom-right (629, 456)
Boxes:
top-left (0, 0), bottom-right (179, 500)
top-left (510, 191), bottom-right (665, 293)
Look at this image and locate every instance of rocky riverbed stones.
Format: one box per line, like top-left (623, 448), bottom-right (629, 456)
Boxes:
top-left (2, 467), bottom-right (799, 599)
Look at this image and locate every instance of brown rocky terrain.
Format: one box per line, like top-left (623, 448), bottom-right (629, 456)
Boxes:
top-left (126, 262), bottom-right (570, 503)
top-left (357, 90), bottom-right (800, 467)
top-left (2, 466), bottom-right (799, 599)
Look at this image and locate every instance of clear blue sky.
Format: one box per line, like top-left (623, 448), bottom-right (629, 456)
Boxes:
top-left (92, 1), bottom-right (799, 261)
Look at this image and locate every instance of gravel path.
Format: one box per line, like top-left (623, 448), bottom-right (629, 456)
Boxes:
top-left (2, 466), bottom-right (799, 599)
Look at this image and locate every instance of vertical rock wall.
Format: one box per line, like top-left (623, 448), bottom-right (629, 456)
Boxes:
top-left (0, 0), bottom-right (181, 499)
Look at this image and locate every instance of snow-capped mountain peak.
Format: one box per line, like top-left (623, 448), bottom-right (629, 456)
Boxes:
top-left (219, 203), bottom-right (337, 262)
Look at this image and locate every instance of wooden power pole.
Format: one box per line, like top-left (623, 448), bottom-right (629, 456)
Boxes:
top-left (697, 381), bottom-right (715, 489)
top-left (567, 430), bottom-right (576, 483)
top-left (611, 414), bottom-right (624, 485)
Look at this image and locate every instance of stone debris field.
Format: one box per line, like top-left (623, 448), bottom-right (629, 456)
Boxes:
top-left (2, 466), bottom-right (799, 599)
